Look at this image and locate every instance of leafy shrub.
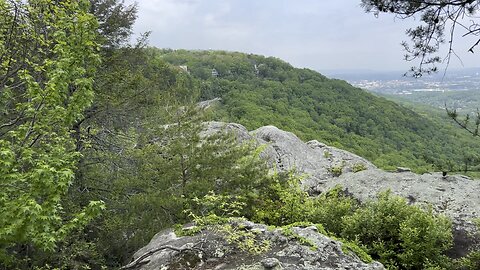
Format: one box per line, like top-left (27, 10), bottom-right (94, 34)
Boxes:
top-left (329, 165), bottom-right (344, 177)
top-left (252, 171), bottom-right (315, 226)
top-left (310, 186), bottom-right (358, 235)
top-left (341, 191), bottom-right (453, 269)
top-left (352, 163), bottom-right (367, 172)
top-left (456, 251), bottom-right (480, 270)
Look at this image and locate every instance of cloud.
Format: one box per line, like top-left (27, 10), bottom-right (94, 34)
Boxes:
top-left (130, 0), bottom-right (477, 71)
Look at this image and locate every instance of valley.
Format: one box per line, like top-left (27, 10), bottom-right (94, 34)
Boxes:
top-left (329, 68), bottom-right (480, 115)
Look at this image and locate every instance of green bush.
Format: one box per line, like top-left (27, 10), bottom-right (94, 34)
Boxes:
top-left (310, 186), bottom-right (358, 235)
top-left (248, 172), bottom-right (454, 269)
top-left (352, 163), bottom-right (367, 173)
top-left (341, 191), bottom-right (453, 269)
top-left (456, 251), bottom-right (480, 270)
top-left (329, 165), bottom-right (344, 177)
top-left (252, 171), bottom-right (315, 226)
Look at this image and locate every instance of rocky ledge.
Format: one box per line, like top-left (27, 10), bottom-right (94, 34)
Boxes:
top-left (204, 122), bottom-right (480, 256)
top-left (122, 220), bottom-right (384, 270)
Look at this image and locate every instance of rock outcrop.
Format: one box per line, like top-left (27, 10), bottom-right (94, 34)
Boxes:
top-left (251, 125), bottom-right (376, 190)
top-left (122, 220), bottom-right (384, 270)
top-left (204, 122), bottom-right (480, 255)
top-left (127, 122), bottom-right (479, 269)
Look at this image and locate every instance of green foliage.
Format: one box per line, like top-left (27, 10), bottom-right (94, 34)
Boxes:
top-left (341, 191), bottom-right (453, 269)
top-left (221, 223), bottom-right (271, 255)
top-left (329, 164), bottom-right (344, 176)
top-left (310, 186), bottom-right (358, 235)
top-left (247, 171), bottom-right (453, 269)
top-left (456, 251), bottom-right (480, 270)
top-left (153, 49), bottom-right (480, 174)
top-left (280, 226), bottom-right (318, 251)
top-left (76, 94), bottom-right (271, 266)
top-left (89, 0), bottom-right (138, 48)
top-left (0, 0), bottom-right (104, 265)
top-left (352, 163), bottom-right (368, 172)
top-left (251, 171), bottom-right (315, 226)
top-left (340, 240), bottom-right (373, 264)
top-left (189, 191), bottom-right (247, 219)
top-left (181, 192), bottom-right (271, 255)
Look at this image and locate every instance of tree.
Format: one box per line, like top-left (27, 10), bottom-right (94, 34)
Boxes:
top-left (0, 0), bottom-right (104, 265)
top-left (361, 0), bottom-right (480, 77)
top-left (446, 106), bottom-right (480, 137)
top-left (89, 0), bottom-right (138, 49)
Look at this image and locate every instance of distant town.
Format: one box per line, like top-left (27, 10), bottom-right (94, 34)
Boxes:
top-left (324, 67), bottom-right (480, 114)
top-left (327, 67), bottom-right (480, 95)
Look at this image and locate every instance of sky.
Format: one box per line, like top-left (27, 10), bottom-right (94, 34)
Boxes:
top-left (129, 0), bottom-right (479, 72)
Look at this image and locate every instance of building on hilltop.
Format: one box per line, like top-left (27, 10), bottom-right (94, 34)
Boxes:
top-left (211, 68), bottom-right (219, 77)
top-left (178, 65), bottom-right (189, 73)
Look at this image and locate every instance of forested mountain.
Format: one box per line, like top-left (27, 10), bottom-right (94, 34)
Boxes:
top-left (152, 49), bottom-right (480, 173)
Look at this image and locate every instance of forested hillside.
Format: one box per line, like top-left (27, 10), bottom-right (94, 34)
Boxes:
top-left (152, 49), bottom-right (480, 172)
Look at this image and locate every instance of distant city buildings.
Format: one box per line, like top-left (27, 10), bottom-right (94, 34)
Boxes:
top-left (178, 65), bottom-right (189, 74)
top-left (211, 68), bottom-right (219, 77)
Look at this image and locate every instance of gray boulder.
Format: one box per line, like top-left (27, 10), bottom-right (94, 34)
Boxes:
top-left (122, 220), bottom-right (384, 270)
top-left (250, 125), bottom-right (376, 190)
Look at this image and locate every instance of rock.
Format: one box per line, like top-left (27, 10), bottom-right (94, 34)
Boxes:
top-left (250, 125), bottom-right (376, 190)
top-left (396, 167), bottom-right (411, 172)
top-left (201, 121), bottom-right (252, 142)
top-left (197, 97), bottom-right (222, 110)
top-left (122, 220), bottom-right (384, 270)
top-left (261, 257), bottom-right (280, 269)
top-left (201, 122), bottom-right (480, 256)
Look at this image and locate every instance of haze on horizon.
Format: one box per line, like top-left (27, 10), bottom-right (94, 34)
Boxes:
top-left (130, 0), bottom-right (479, 73)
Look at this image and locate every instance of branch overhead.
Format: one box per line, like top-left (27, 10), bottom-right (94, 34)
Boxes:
top-left (362, 0), bottom-right (480, 77)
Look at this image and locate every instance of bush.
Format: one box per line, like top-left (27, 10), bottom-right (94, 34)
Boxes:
top-left (310, 186), bottom-right (358, 235)
top-left (341, 191), bottom-right (453, 269)
top-left (352, 163), bottom-right (367, 172)
top-left (329, 165), bottom-right (344, 177)
top-left (252, 171), bottom-right (315, 226)
top-left (456, 251), bottom-right (480, 270)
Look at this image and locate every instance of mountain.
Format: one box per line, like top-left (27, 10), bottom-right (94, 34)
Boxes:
top-left (151, 49), bottom-right (480, 173)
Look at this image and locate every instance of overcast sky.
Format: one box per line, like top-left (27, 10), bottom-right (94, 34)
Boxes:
top-left (129, 0), bottom-right (479, 72)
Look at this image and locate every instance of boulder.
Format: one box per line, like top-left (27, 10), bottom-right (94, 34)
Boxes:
top-left (122, 220), bottom-right (384, 270)
top-left (251, 126), bottom-right (376, 182)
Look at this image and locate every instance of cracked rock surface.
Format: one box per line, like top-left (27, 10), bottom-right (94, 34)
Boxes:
top-left (123, 220), bottom-right (384, 270)
top-left (205, 122), bottom-right (480, 255)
